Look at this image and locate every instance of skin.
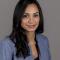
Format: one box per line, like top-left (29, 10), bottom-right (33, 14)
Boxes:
top-left (21, 4), bottom-right (40, 59)
top-left (21, 4), bottom-right (40, 32)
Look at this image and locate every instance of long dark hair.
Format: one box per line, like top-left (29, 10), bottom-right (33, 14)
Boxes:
top-left (9, 0), bottom-right (44, 59)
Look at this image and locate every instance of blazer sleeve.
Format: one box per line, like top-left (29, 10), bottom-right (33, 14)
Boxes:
top-left (0, 40), bottom-right (13, 60)
top-left (43, 37), bottom-right (51, 60)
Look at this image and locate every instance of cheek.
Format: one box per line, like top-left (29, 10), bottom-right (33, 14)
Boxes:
top-left (21, 20), bottom-right (27, 28)
top-left (34, 17), bottom-right (40, 25)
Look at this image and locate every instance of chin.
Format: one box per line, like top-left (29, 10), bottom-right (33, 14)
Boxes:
top-left (27, 28), bottom-right (36, 32)
top-left (25, 26), bottom-right (38, 32)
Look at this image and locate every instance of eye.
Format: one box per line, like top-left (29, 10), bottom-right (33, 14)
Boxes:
top-left (22, 14), bottom-right (28, 18)
top-left (34, 14), bottom-right (39, 17)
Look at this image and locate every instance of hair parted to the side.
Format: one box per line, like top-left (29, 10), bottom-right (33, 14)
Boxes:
top-left (9, 0), bottom-right (44, 59)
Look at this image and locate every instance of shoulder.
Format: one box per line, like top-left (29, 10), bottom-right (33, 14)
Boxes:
top-left (36, 34), bottom-right (51, 60)
top-left (36, 33), bottom-right (49, 48)
top-left (0, 37), bottom-right (15, 60)
top-left (0, 36), bottom-right (14, 46)
top-left (0, 36), bottom-right (15, 53)
top-left (36, 33), bottom-right (48, 43)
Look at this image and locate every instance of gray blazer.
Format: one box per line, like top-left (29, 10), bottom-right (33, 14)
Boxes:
top-left (0, 34), bottom-right (51, 60)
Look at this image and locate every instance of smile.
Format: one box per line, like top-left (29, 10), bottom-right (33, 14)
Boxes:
top-left (27, 25), bottom-right (36, 28)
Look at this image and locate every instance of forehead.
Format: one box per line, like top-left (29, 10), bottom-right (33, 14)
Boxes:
top-left (24, 4), bottom-right (39, 13)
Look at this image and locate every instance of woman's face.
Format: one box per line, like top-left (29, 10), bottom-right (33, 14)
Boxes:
top-left (21, 4), bottom-right (40, 32)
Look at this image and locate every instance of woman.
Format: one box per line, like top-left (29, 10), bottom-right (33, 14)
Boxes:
top-left (0, 0), bottom-right (51, 60)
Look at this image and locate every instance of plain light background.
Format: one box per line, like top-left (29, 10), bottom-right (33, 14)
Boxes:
top-left (0, 0), bottom-right (60, 60)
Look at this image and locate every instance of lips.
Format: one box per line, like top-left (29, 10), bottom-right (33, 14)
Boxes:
top-left (27, 25), bottom-right (36, 28)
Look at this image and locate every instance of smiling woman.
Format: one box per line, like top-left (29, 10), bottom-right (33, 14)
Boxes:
top-left (21, 4), bottom-right (40, 32)
top-left (0, 0), bottom-right (51, 60)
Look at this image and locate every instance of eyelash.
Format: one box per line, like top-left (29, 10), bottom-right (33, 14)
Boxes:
top-left (34, 14), bottom-right (39, 17)
top-left (22, 15), bottom-right (28, 18)
top-left (22, 14), bottom-right (39, 18)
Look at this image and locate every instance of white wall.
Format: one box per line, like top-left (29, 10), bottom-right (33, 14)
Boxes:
top-left (0, 0), bottom-right (60, 60)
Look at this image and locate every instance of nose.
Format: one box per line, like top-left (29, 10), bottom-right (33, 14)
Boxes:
top-left (28, 16), bottom-right (34, 24)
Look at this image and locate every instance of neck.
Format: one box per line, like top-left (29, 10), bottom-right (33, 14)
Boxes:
top-left (26, 31), bottom-right (35, 43)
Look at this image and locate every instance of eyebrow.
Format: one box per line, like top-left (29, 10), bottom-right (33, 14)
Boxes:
top-left (24, 12), bottom-right (39, 15)
top-left (34, 12), bottom-right (39, 14)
